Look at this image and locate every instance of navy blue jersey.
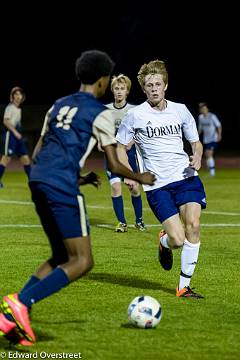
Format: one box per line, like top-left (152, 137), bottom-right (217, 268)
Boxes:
top-left (30, 92), bottom-right (116, 195)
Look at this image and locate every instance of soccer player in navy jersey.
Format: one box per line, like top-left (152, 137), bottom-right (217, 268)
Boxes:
top-left (116, 60), bottom-right (206, 299)
top-left (0, 87), bottom-right (31, 187)
top-left (106, 74), bottom-right (145, 232)
top-left (0, 50), bottom-right (155, 346)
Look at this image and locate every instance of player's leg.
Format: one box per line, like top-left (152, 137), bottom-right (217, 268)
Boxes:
top-left (1, 237), bottom-right (92, 344)
top-left (18, 235), bottom-right (93, 306)
top-left (0, 155), bottom-right (11, 186)
top-left (19, 155), bottom-right (31, 177)
top-left (0, 131), bottom-right (16, 186)
top-left (175, 176), bottom-right (206, 298)
top-left (20, 187), bottom-right (69, 294)
top-left (205, 147), bottom-right (215, 176)
top-left (176, 202), bottom-right (204, 298)
top-left (18, 138), bottom-right (31, 177)
top-left (127, 145), bottom-right (145, 230)
top-left (147, 188), bottom-right (185, 270)
top-left (128, 182), bottom-right (145, 231)
top-left (109, 173), bottom-right (127, 232)
top-left (0, 183), bottom-right (90, 343)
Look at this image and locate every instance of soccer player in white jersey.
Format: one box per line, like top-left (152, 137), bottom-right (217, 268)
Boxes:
top-left (198, 102), bottom-right (222, 177)
top-left (116, 60), bottom-right (206, 298)
top-left (0, 87), bottom-right (31, 187)
top-left (106, 74), bottom-right (145, 232)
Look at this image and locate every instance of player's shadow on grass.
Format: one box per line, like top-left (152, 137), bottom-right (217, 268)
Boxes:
top-left (34, 319), bottom-right (85, 326)
top-left (86, 272), bottom-right (175, 295)
top-left (89, 219), bottom-right (115, 231)
top-left (0, 330), bottom-right (54, 351)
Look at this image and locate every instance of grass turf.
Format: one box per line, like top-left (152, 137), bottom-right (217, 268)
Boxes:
top-left (0, 169), bottom-right (240, 359)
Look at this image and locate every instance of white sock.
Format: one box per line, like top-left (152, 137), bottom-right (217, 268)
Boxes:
top-left (178, 239), bottom-right (200, 290)
top-left (206, 157), bottom-right (215, 176)
top-left (160, 232), bottom-right (170, 249)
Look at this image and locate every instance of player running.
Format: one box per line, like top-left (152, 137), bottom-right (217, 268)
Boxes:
top-left (116, 59), bottom-right (206, 299)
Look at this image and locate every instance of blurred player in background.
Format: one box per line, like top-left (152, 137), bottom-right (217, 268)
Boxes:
top-left (0, 87), bottom-right (31, 187)
top-left (117, 59), bottom-right (206, 299)
top-left (198, 102), bottom-right (222, 177)
top-left (106, 74), bottom-right (145, 232)
top-left (0, 50), bottom-right (155, 346)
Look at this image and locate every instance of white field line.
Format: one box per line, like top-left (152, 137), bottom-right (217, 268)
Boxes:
top-left (96, 223), bottom-right (240, 229)
top-left (0, 200), bottom-right (240, 217)
top-left (0, 223), bottom-right (240, 229)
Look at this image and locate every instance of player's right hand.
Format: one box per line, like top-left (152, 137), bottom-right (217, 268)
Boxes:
top-left (139, 172), bottom-right (156, 185)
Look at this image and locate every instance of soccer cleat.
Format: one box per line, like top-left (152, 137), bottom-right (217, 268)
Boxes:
top-left (0, 312), bottom-right (16, 337)
top-left (115, 222), bottom-right (128, 233)
top-left (0, 315), bottom-right (33, 346)
top-left (1, 293), bottom-right (36, 343)
top-left (135, 221), bottom-right (146, 231)
top-left (176, 286), bottom-right (204, 299)
top-left (0, 182), bottom-right (4, 188)
top-left (11, 332), bottom-right (34, 347)
top-left (158, 230), bottom-right (173, 271)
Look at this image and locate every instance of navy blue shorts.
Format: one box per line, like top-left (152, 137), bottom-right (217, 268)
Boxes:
top-left (3, 131), bottom-right (28, 156)
top-left (106, 145), bottom-right (139, 184)
top-left (29, 182), bottom-right (90, 240)
top-left (204, 142), bottom-right (218, 151)
top-left (146, 176), bottom-right (206, 223)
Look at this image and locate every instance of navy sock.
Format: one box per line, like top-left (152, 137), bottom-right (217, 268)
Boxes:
top-left (24, 164), bottom-right (31, 178)
top-left (20, 275), bottom-right (40, 295)
top-left (0, 164), bottom-right (6, 179)
top-left (131, 195), bottom-right (143, 223)
top-left (112, 196), bottom-right (126, 223)
top-left (19, 267), bottom-right (69, 308)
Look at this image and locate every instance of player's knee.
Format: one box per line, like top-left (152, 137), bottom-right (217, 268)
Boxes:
top-left (169, 233), bottom-right (185, 248)
top-left (130, 184), bottom-right (140, 196)
top-left (48, 253), bottom-right (69, 268)
top-left (1, 156), bottom-right (11, 166)
top-left (111, 182), bottom-right (121, 197)
top-left (185, 219), bottom-right (200, 237)
top-left (74, 255), bottom-right (94, 277)
top-left (20, 155), bottom-right (31, 165)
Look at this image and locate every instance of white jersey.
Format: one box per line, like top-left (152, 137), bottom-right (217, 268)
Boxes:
top-left (3, 103), bottom-right (22, 128)
top-left (116, 100), bottom-right (199, 191)
top-left (198, 112), bottom-right (221, 144)
top-left (106, 102), bottom-right (135, 132)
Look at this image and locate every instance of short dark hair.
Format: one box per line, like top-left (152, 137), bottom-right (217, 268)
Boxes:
top-left (10, 86), bottom-right (25, 103)
top-left (198, 102), bottom-right (207, 108)
top-left (75, 50), bottom-right (115, 84)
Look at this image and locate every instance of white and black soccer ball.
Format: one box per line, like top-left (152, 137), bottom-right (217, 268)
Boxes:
top-left (127, 295), bottom-right (162, 329)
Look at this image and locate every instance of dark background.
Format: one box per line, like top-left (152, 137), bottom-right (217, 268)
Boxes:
top-left (0, 3), bottom-right (239, 153)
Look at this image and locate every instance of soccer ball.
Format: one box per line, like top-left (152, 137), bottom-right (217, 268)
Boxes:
top-left (127, 295), bottom-right (162, 329)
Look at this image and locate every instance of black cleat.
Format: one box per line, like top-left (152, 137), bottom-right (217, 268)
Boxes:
top-left (176, 286), bottom-right (204, 299)
top-left (135, 221), bottom-right (146, 231)
top-left (158, 230), bottom-right (173, 271)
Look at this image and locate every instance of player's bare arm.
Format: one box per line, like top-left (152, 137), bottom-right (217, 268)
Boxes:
top-left (189, 141), bottom-right (203, 170)
top-left (117, 142), bottom-right (138, 189)
top-left (217, 126), bottom-right (222, 142)
top-left (3, 118), bottom-right (22, 139)
top-left (104, 144), bottom-right (155, 185)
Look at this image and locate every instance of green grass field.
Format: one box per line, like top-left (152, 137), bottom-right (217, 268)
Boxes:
top-left (0, 168), bottom-right (240, 359)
